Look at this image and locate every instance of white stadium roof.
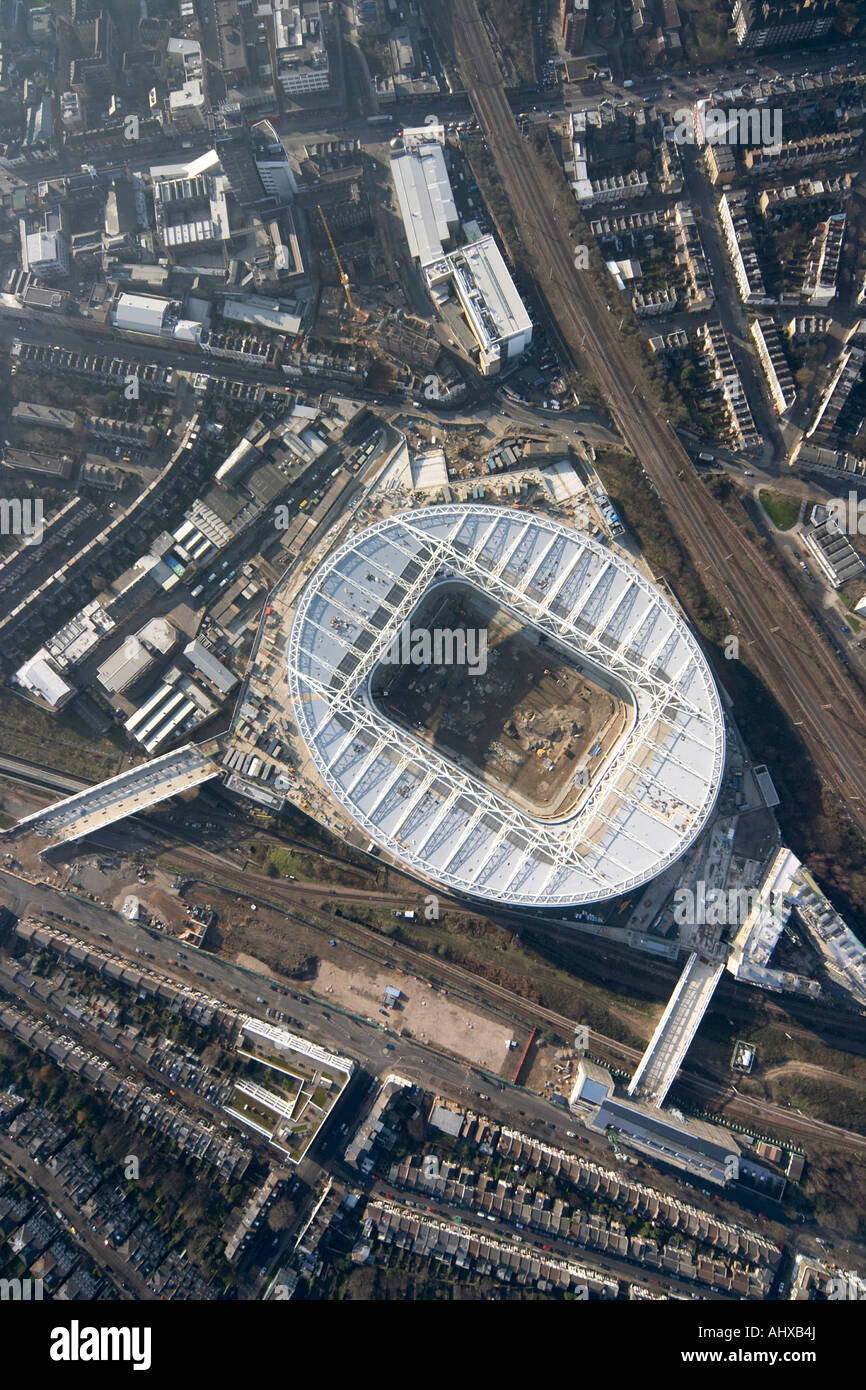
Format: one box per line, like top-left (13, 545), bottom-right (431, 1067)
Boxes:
top-left (287, 505), bottom-right (725, 908)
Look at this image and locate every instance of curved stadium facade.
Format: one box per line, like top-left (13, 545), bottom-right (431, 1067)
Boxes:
top-left (287, 505), bottom-right (725, 908)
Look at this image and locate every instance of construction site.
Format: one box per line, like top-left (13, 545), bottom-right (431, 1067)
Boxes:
top-left (369, 580), bottom-right (631, 820)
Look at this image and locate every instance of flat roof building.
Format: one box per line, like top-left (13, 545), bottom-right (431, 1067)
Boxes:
top-left (391, 142), bottom-right (459, 264)
top-left (220, 296), bottom-right (302, 336)
top-left (750, 318), bottom-right (796, 416)
top-left (14, 653), bottom-right (75, 709)
top-left (802, 508), bottom-right (865, 589)
top-left (113, 291), bottom-right (173, 336)
top-left (19, 209), bottom-right (69, 281)
top-left (423, 238), bottom-right (532, 374)
top-left (183, 639), bottom-right (237, 695)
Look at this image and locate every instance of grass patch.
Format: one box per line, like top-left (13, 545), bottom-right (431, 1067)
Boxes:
top-left (0, 689), bottom-right (123, 781)
top-left (258, 842), bottom-right (371, 888)
top-left (264, 845), bottom-right (307, 878)
top-left (758, 489), bottom-right (801, 531)
top-left (763, 1075), bottom-right (866, 1137)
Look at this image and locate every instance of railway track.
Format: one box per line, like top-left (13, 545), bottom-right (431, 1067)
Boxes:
top-left (175, 853), bottom-right (866, 1154)
top-left (447, 0), bottom-right (866, 837)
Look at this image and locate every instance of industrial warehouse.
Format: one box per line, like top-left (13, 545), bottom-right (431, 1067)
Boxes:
top-left (390, 127), bottom-right (532, 374)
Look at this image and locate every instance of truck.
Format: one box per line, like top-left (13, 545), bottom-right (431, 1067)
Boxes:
top-left (367, 114), bottom-right (393, 124)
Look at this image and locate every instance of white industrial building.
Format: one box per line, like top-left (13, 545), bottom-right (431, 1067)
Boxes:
top-left (13, 652), bottom-right (75, 709)
top-left (423, 239), bottom-right (532, 374)
top-left (220, 296), bottom-right (302, 336)
top-left (802, 506), bottom-right (865, 589)
top-left (112, 291), bottom-right (174, 336)
top-left (19, 211), bottom-right (69, 281)
top-left (391, 141), bottom-right (459, 264)
top-left (124, 673), bottom-right (215, 755)
top-left (152, 167), bottom-right (230, 250)
top-left (95, 617), bottom-right (177, 696)
top-left (183, 639), bottom-right (237, 695)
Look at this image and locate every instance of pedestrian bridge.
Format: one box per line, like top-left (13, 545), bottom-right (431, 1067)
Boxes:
top-left (6, 743), bottom-right (221, 852)
top-left (627, 952), bottom-right (724, 1108)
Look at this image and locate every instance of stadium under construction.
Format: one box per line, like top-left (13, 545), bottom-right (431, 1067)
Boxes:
top-left (286, 505), bottom-right (726, 909)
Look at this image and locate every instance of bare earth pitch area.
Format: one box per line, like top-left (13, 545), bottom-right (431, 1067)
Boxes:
top-left (369, 581), bottom-right (632, 820)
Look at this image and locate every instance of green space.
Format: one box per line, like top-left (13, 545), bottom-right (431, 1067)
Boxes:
top-left (484, 0), bottom-right (535, 85)
top-left (0, 689), bottom-right (123, 781)
top-left (254, 841), bottom-right (369, 889)
top-left (678, 0), bottom-right (738, 62)
top-left (758, 489), bottom-right (801, 532)
top-left (229, 1088), bottom-right (282, 1134)
top-left (763, 1074), bottom-right (866, 1138)
top-left (240, 1057), bottom-right (301, 1101)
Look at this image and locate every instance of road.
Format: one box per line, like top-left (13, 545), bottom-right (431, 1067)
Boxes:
top-left (0, 1132), bottom-right (154, 1300)
top-left (5, 846), bottom-right (866, 1167)
top-left (368, 1182), bottom-right (737, 1299)
top-left (442, 0), bottom-right (866, 841)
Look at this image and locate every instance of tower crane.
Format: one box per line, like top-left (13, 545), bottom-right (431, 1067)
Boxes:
top-left (317, 204), bottom-right (354, 312)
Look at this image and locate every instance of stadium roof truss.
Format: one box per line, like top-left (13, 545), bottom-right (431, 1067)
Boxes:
top-left (287, 506), bottom-right (725, 907)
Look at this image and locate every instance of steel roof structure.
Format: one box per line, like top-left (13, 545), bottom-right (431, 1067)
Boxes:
top-left (287, 506), bottom-right (725, 907)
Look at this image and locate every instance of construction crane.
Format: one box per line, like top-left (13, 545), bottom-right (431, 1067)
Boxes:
top-left (317, 204), bottom-right (353, 312)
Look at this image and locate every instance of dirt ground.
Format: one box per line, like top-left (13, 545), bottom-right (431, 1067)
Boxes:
top-left (313, 958), bottom-right (515, 1072)
top-left (524, 1040), bottom-right (582, 1100)
top-left (372, 582), bottom-right (627, 817)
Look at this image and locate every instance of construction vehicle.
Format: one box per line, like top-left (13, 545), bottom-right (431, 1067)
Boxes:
top-left (317, 204), bottom-right (353, 312)
top-left (606, 1126), bottom-right (626, 1162)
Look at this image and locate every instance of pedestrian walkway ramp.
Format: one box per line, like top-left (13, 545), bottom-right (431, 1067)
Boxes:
top-left (5, 743), bottom-right (221, 851)
top-left (627, 952), bottom-right (724, 1107)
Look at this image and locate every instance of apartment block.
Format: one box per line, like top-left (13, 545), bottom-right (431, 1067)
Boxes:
top-left (705, 143), bottom-right (735, 186)
top-left (801, 213), bottom-right (845, 308)
top-left (717, 192), bottom-right (767, 305)
top-left (732, 0), bottom-right (835, 49)
top-left (750, 318), bottom-right (796, 416)
top-left (758, 174), bottom-right (853, 219)
top-left (744, 130), bottom-right (861, 174)
top-left (674, 202), bottom-right (713, 310)
top-left (632, 287), bottom-right (678, 317)
top-left (561, 0), bottom-right (588, 53)
top-left (703, 321), bottom-right (762, 450)
top-left (806, 347), bottom-right (865, 441)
